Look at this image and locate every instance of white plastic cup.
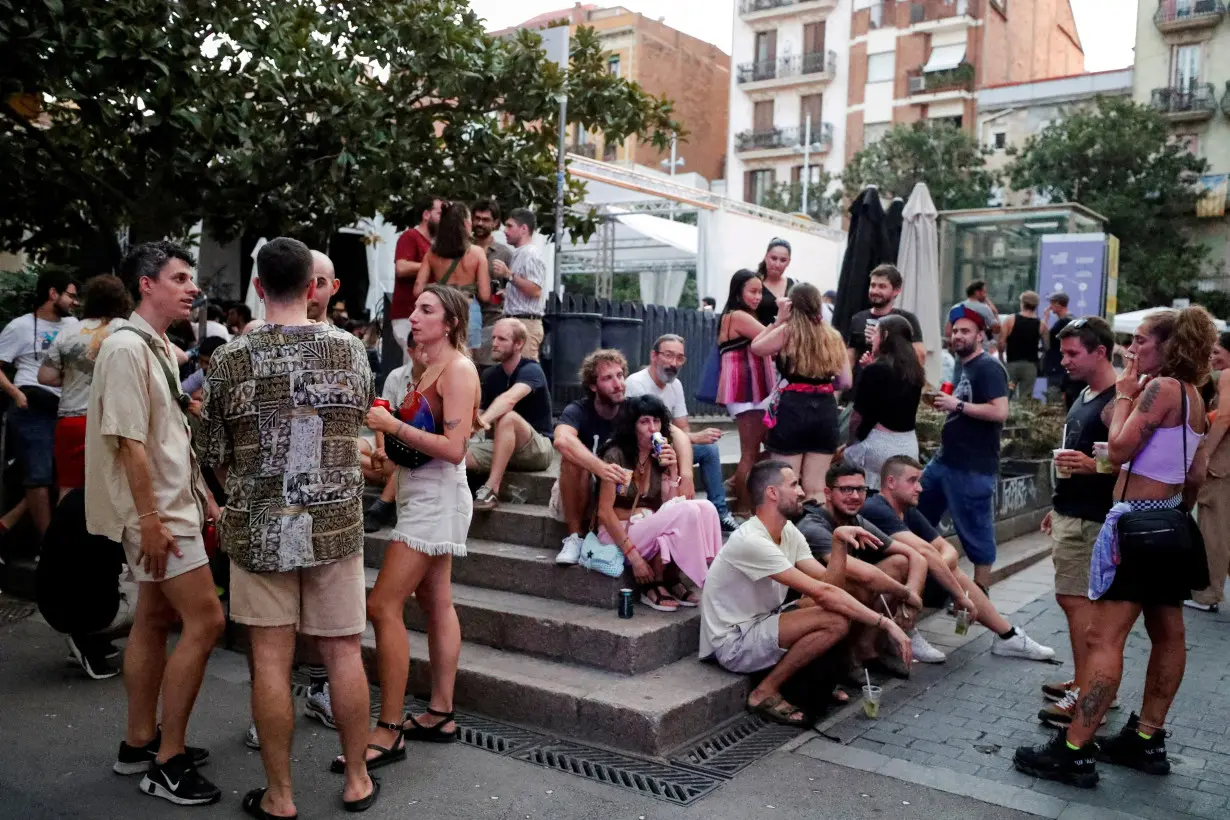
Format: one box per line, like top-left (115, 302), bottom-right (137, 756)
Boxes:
top-left (1053, 449), bottom-right (1072, 479)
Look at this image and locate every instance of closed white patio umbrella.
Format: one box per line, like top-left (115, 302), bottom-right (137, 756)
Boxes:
top-left (897, 182), bottom-right (942, 385)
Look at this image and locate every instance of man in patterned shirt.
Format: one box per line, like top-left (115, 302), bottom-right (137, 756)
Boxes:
top-left (198, 237), bottom-right (378, 816)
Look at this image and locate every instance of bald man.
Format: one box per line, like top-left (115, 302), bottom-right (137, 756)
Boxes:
top-left (308, 250), bottom-right (341, 323)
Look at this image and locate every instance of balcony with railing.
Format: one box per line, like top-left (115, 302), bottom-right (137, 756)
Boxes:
top-left (735, 122), bottom-right (834, 154)
top-left (1154, 1), bottom-right (1226, 33)
top-left (738, 0), bottom-right (838, 19)
top-left (1150, 83), bottom-right (1218, 122)
top-left (736, 50), bottom-right (838, 88)
top-left (908, 0), bottom-right (978, 25)
top-left (907, 61), bottom-right (975, 95)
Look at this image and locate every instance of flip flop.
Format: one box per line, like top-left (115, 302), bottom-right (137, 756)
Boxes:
top-left (343, 776), bottom-right (380, 813)
top-left (747, 694), bottom-right (808, 727)
top-left (242, 788), bottom-right (297, 820)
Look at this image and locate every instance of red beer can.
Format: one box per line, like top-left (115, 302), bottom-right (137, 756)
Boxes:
top-left (372, 398), bottom-right (392, 411)
top-left (203, 520), bottom-right (219, 558)
top-left (940, 382), bottom-right (955, 395)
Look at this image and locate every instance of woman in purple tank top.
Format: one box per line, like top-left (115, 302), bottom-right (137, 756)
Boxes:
top-left (1016, 307), bottom-right (1217, 786)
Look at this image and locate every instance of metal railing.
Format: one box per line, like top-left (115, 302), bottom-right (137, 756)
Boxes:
top-left (909, 0), bottom-right (974, 23)
top-left (736, 50), bottom-right (838, 84)
top-left (1154, 0), bottom-right (1226, 28)
top-left (1150, 83), bottom-right (1218, 116)
top-left (739, 0), bottom-right (834, 13)
top-left (907, 61), bottom-right (975, 94)
top-left (734, 122), bottom-right (834, 152)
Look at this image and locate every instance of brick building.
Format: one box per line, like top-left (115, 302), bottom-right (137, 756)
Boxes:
top-left (495, 4), bottom-right (731, 183)
top-left (845, 0), bottom-right (1084, 164)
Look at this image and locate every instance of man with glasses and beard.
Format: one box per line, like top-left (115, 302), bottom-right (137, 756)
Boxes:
top-left (625, 334), bottom-right (738, 532)
top-left (699, 460), bottom-right (912, 726)
top-left (470, 200), bottom-right (514, 371)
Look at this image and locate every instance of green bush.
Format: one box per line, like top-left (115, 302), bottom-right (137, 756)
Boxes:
top-left (0, 268), bottom-right (38, 330)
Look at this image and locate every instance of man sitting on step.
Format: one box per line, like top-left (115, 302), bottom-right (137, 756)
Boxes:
top-left (467, 318), bottom-right (555, 512)
top-left (699, 460), bottom-right (912, 727)
top-left (551, 349), bottom-right (693, 565)
top-left (795, 463), bottom-right (943, 674)
top-left (858, 455), bottom-right (1056, 662)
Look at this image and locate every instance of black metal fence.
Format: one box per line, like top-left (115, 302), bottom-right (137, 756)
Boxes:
top-left (543, 294), bottom-right (722, 417)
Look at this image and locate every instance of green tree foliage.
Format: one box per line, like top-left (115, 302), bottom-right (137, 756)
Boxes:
top-left (758, 176), bottom-right (843, 224)
top-left (0, 0), bottom-right (680, 271)
top-left (842, 121), bottom-right (997, 210)
top-left (1007, 96), bottom-right (1210, 307)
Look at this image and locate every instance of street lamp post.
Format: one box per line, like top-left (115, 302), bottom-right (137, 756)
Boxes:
top-left (801, 113), bottom-right (812, 217)
top-left (554, 92), bottom-right (568, 297)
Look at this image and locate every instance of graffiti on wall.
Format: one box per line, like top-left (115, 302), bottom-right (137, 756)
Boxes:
top-left (997, 474), bottom-right (1039, 519)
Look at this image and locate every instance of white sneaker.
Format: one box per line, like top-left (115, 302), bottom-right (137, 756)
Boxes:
top-left (1183, 599), bottom-right (1219, 613)
top-left (555, 533), bottom-right (582, 565)
top-left (909, 630), bottom-right (947, 664)
top-left (244, 723), bottom-right (260, 750)
top-left (305, 684), bottom-right (336, 729)
top-left (991, 628), bottom-right (1055, 661)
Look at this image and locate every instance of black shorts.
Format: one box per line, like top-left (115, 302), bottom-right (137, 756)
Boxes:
top-left (765, 391), bottom-right (839, 456)
top-left (1100, 550), bottom-right (1190, 607)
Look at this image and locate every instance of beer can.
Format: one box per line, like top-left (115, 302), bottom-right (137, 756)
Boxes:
top-left (651, 432), bottom-right (667, 458)
top-left (940, 382), bottom-right (955, 395)
top-left (618, 588), bottom-right (634, 619)
top-left (373, 398), bottom-right (392, 411)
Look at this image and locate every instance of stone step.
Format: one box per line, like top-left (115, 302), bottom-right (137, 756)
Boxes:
top-left (363, 535), bottom-right (631, 608)
top-left (468, 502), bottom-right (571, 550)
top-left (374, 570), bottom-right (699, 675)
top-left (360, 628), bottom-right (748, 758)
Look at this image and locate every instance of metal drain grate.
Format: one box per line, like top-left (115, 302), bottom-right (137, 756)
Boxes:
top-left (671, 715), bottom-right (802, 778)
top-left (367, 694), bottom-right (543, 756)
top-left (0, 599), bottom-right (36, 623)
top-left (513, 740), bottom-right (723, 806)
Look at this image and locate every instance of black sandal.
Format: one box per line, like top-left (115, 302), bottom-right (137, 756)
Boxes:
top-left (402, 707), bottom-right (458, 743)
top-left (329, 721), bottom-right (405, 773)
top-left (242, 788), bottom-right (297, 820)
top-left (342, 776), bottom-right (380, 813)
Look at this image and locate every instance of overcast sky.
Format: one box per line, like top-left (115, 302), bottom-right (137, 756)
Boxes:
top-left (469, 0), bottom-right (1136, 72)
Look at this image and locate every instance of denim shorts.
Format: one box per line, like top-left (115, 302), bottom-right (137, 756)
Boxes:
top-left (917, 459), bottom-right (998, 566)
top-left (10, 404), bottom-right (57, 487)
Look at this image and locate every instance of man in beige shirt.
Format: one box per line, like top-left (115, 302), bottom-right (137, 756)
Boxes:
top-left (86, 241), bottom-right (224, 807)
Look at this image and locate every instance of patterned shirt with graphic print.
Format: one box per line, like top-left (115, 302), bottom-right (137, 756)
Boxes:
top-left (196, 323), bottom-right (375, 573)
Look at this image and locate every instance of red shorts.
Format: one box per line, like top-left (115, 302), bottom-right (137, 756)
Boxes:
top-left (54, 415), bottom-right (87, 489)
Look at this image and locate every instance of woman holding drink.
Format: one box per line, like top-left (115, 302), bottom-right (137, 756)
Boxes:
top-left (337, 285), bottom-right (480, 772)
top-left (1016, 307), bottom-right (1216, 787)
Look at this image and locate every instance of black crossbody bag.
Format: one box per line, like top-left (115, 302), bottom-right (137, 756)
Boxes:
top-left (1114, 387), bottom-right (1210, 590)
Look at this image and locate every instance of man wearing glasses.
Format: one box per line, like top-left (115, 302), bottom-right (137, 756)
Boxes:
top-left (471, 199), bottom-right (514, 370)
top-left (625, 334), bottom-right (739, 532)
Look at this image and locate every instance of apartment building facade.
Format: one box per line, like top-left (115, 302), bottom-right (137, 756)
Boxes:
top-left (725, 0), bottom-right (852, 219)
top-left (496, 4), bottom-right (731, 183)
top-left (1133, 0), bottom-right (1230, 284)
top-left (845, 0), bottom-right (1084, 166)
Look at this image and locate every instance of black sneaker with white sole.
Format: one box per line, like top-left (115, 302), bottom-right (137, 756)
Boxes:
top-left (138, 753), bottom-right (221, 806)
top-left (114, 729), bottom-right (210, 775)
top-left (1013, 731), bottom-right (1099, 789)
top-left (65, 635), bottom-right (119, 681)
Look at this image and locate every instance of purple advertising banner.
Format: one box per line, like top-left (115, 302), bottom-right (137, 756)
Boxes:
top-left (1037, 233), bottom-right (1107, 319)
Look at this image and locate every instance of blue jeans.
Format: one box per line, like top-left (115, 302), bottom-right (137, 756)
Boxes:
top-left (10, 403), bottom-right (57, 487)
top-left (917, 459), bottom-right (997, 566)
top-left (693, 442), bottom-right (729, 518)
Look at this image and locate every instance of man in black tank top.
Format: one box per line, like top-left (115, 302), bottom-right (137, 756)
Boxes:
top-left (999, 291), bottom-right (1044, 401)
top-left (1032, 317), bottom-right (1119, 729)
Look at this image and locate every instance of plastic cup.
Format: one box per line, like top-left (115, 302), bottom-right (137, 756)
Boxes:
top-left (954, 609), bottom-right (970, 636)
top-left (1053, 449), bottom-right (1072, 479)
top-left (861, 685), bottom-right (882, 719)
top-left (1094, 442), bottom-right (1113, 474)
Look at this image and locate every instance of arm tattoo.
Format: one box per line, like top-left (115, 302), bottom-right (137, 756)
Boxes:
top-left (1137, 380), bottom-right (1162, 414)
top-left (444, 418), bottom-right (462, 432)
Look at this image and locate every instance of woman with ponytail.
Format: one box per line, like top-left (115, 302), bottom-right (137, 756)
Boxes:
top-left (1016, 306), bottom-right (1217, 787)
top-left (750, 283), bottom-right (850, 496)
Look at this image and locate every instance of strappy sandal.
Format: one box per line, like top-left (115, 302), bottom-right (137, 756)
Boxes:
top-left (667, 583), bottom-right (699, 608)
top-left (747, 694), bottom-right (808, 727)
top-left (640, 586), bottom-right (679, 612)
top-left (329, 720), bottom-right (405, 773)
top-left (402, 707), bottom-right (458, 744)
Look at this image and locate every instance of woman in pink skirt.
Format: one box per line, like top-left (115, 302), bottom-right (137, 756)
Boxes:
top-left (595, 395), bottom-right (722, 611)
top-left (717, 268), bottom-right (778, 513)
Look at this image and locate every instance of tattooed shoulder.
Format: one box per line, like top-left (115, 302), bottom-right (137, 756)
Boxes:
top-left (1137, 379), bottom-right (1163, 414)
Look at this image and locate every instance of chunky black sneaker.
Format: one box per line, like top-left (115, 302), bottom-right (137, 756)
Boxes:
top-left (113, 729), bottom-right (210, 775)
top-left (1097, 713), bottom-right (1170, 775)
top-left (65, 635), bottom-right (119, 681)
top-left (138, 753), bottom-right (221, 806)
top-left (1014, 731), bottom-right (1099, 789)
top-left (363, 499), bottom-right (395, 533)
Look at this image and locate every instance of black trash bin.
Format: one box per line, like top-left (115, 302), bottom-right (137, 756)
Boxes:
top-left (601, 316), bottom-right (644, 371)
top-left (547, 311), bottom-right (603, 407)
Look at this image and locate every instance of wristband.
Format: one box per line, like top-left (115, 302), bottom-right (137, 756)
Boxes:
top-left (956, 400), bottom-right (965, 414)
top-left (138, 510), bottom-right (159, 520)
top-left (876, 614), bottom-right (884, 630)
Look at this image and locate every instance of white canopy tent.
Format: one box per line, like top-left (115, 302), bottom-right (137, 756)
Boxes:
top-left (1113, 307), bottom-right (1226, 335)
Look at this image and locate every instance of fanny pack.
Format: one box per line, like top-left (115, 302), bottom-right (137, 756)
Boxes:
top-left (1114, 387), bottom-right (1209, 590)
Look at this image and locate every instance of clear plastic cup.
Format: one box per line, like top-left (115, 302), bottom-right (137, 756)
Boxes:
top-left (955, 609), bottom-right (970, 636)
top-left (1094, 442), bottom-right (1113, 475)
top-left (862, 685), bottom-right (882, 719)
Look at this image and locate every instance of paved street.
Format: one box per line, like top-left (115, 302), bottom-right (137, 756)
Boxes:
top-left (0, 611), bottom-right (1037, 820)
top-left (801, 560), bottom-right (1230, 820)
